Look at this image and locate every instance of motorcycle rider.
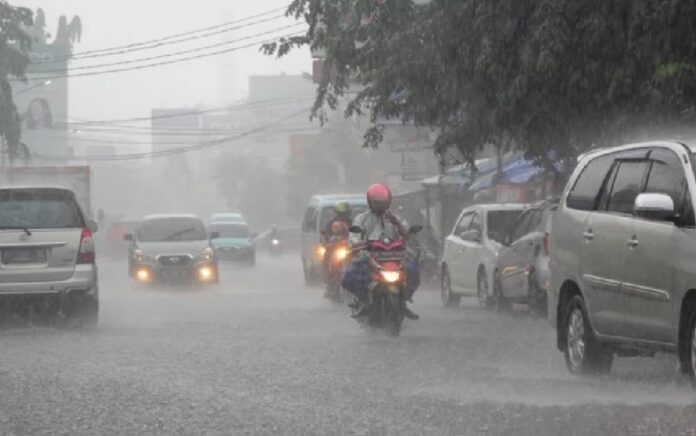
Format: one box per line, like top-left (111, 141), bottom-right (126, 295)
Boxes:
top-left (342, 183), bottom-right (420, 320)
top-left (321, 202), bottom-right (354, 284)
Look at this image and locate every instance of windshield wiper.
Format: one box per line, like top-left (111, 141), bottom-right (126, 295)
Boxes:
top-left (0, 225), bottom-right (32, 236)
top-left (163, 227), bottom-right (196, 241)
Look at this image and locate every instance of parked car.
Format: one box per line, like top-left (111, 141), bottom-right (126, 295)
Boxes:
top-left (494, 200), bottom-right (557, 315)
top-left (300, 194), bottom-right (367, 285)
top-left (125, 214), bottom-right (218, 286)
top-left (549, 141), bottom-right (696, 385)
top-left (0, 187), bottom-right (99, 327)
top-left (209, 221), bottom-right (256, 266)
top-left (440, 203), bottom-right (525, 308)
top-left (211, 213), bottom-right (245, 224)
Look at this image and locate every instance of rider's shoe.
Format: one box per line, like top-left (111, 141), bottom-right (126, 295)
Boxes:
top-left (351, 302), bottom-right (369, 318)
top-left (403, 306), bottom-right (420, 320)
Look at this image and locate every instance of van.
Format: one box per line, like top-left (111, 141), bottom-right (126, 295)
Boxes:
top-left (300, 194), bottom-right (367, 284)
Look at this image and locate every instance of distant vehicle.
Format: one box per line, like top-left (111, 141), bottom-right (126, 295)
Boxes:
top-left (549, 141), bottom-right (696, 385)
top-left (495, 200), bottom-right (557, 315)
top-left (209, 221), bottom-right (256, 266)
top-left (300, 194), bottom-right (367, 285)
top-left (256, 226), bottom-right (300, 255)
top-left (0, 187), bottom-right (99, 327)
top-left (0, 166), bottom-right (93, 218)
top-left (440, 203), bottom-right (525, 309)
top-left (125, 214), bottom-right (218, 286)
top-left (210, 213), bottom-right (245, 224)
top-left (102, 220), bottom-right (138, 258)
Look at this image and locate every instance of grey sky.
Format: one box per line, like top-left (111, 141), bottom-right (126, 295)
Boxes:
top-left (15, 0), bottom-right (310, 120)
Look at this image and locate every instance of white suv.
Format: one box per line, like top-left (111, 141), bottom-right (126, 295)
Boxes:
top-left (549, 141), bottom-right (696, 385)
top-left (0, 187), bottom-right (99, 327)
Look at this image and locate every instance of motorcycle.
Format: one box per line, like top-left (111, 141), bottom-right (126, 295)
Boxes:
top-left (325, 237), bottom-right (351, 302)
top-left (269, 237), bottom-right (283, 256)
top-left (349, 225), bottom-right (422, 337)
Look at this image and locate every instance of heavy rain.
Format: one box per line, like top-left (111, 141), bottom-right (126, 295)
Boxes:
top-left (0, 1), bottom-right (695, 435)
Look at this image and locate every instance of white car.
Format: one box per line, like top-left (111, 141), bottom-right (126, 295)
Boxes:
top-left (440, 203), bottom-right (525, 308)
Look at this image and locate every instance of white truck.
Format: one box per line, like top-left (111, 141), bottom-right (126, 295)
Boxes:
top-left (0, 166), bottom-right (93, 218)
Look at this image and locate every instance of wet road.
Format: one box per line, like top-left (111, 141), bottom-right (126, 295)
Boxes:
top-left (0, 255), bottom-right (694, 436)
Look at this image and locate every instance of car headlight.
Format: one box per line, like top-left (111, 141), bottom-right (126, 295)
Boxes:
top-left (198, 247), bottom-right (214, 261)
top-left (271, 239), bottom-right (280, 246)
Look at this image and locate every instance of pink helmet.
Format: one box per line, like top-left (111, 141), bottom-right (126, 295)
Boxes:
top-left (366, 183), bottom-right (392, 216)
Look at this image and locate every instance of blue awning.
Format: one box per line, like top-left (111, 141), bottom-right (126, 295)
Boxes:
top-left (469, 158), bottom-right (544, 192)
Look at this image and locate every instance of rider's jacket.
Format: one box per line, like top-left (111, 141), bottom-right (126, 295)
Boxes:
top-left (351, 210), bottom-right (416, 261)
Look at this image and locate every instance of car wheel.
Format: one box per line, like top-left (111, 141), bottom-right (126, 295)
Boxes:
top-left (528, 274), bottom-right (547, 317)
top-left (477, 269), bottom-right (492, 310)
top-left (440, 266), bottom-right (460, 308)
top-left (564, 295), bottom-right (613, 375)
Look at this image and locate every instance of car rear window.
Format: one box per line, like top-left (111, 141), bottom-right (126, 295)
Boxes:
top-left (0, 189), bottom-right (84, 229)
top-left (487, 210), bottom-right (522, 244)
top-left (210, 223), bottom-right (249, 238)
top-left (138, 218), bottom-right (207, 242)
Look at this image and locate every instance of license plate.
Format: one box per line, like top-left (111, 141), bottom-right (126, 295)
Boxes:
top-left (2, 248), bottom-right (47, 264)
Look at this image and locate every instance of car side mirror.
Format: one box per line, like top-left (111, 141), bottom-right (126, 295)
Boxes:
top-left (409, 225), bottom-right (423, 234)
top-left (634, 193), bottom-right (675, 221)
top-left (210, 231), bottom-right (220, 239)
top-left (123, 233), bottom-right (133, 241)
top-left (87, 220), bottom-right (98, 233)
top-left (349, 225), bottom-right (363, 234)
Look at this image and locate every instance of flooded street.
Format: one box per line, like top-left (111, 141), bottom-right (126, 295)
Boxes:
top-left (0, 256), bottom-right (693, 436)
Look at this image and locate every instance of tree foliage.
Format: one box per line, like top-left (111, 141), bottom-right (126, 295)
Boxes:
top-left (265, 0), bottom-right (696, 170)
top-left (0, 1), bottom-right (32, 161)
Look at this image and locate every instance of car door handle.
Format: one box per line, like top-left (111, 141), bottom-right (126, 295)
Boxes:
top-left (627, 236), bottom-right (639, 248)
top-left (583, 230), bottom-right (594, 241)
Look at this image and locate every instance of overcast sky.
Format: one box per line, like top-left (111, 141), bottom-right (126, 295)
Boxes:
top-left (15, 0), bottom-right (311, 120)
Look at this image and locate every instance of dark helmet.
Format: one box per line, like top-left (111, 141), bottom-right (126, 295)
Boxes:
top-left (366, 183), bottom-right (392, 216)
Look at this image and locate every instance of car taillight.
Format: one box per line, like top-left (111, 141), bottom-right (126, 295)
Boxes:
top-left (543, 232), bottom-right (550, 256)
top-left (78, 228), bottom-right (96, 264)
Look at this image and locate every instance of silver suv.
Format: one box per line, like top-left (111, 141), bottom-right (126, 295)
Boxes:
top-left (0, 187), bottom-right (98, 327)
top-left (549, 141), bottom-right (696, 385)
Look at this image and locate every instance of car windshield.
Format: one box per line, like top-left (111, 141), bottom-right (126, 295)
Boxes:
top-left (487, 210), bottom-right (522, 244)
top-left (0, 189), bottom-right (84, 229)
top-left (319, 206), bottom-right (366, 230)
top-left (210, 223), bottom-right (249, 238)
top-left (137, 217), bottom-right (207, 242)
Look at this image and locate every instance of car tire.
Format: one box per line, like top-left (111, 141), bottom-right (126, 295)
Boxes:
top-left (528, 274), bottom-right (547, 317)
top-left (440, 266), bottom-right (460, 308)
top-left (493, 271), bottom-right (510, 312)
top-left (80, 299), bottom-right (99, 329)
top-left (681, 304), bottom-right (696, 387)
top-left (477, 269), bottom-right (493, 310)
top-left (564, 295), bottom-right (613, 375)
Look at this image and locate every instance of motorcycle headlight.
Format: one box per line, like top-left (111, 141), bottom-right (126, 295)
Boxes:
top-left (198, 247), bottom-right (214, 261)
top-left (380, 270), bottom-right (401, 284)
top-left (334, 247), bottom-right (349, 261)
top-left (272, 239), bottom-right (280, 246)
top-left (316, 245), bottom-right (326, 260)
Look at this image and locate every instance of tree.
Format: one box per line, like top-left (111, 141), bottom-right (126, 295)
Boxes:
top-left (0, 1), bottom-right (32, 163)
top-left (265, 0), bottom-right (696, 170)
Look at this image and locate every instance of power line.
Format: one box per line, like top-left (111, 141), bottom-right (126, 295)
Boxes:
top-left (44, 6), bottom-right (288, 62)
top-left (37, 23), bottom-right (304, 74)
top-left (32, 14), bottom-right (288, 65)
top-left (35, 108), bottom-right (310, 162)
top-left (58, 95), bottom-right (314, 127)
top-left (24, 31), bottom-right (307, 81)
